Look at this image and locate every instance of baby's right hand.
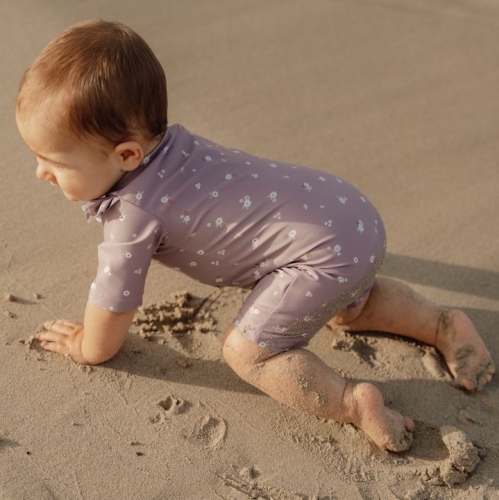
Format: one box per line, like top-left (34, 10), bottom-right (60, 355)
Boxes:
top-left (37, 319), bottom-right (88, 364)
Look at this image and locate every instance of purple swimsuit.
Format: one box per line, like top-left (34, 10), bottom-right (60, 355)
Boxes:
top-left (83, 124), bottom-right (386, 351)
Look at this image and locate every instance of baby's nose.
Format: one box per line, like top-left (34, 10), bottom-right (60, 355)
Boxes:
top-left (36, 162), bottom-right (54, 182)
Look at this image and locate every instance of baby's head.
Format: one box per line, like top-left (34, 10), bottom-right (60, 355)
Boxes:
top-left (17, 19), bottom-right (167, 148)
top-left (16, 20), bottom-right (168, 201)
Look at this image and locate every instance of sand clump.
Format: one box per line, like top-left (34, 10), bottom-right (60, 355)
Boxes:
top-left (132, 291), bottom-right (217, 342)
top-left (419, 426), bottom-right (483, 488)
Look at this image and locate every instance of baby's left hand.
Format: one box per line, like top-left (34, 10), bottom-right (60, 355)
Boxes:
top-left (37, 320), bottom-right (88, 364)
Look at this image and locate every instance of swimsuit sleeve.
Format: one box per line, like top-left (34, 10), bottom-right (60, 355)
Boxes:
top-left (88, 199), bottom-right (166, 312)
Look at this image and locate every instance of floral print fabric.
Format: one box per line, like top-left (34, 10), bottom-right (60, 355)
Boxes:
top-left (83, 124), bottom-right (386, 350)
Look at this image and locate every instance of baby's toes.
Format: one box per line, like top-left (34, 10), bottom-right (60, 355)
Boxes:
top-left (476, 361), bottom-right (496, 391)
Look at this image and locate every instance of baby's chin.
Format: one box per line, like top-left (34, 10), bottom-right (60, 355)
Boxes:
top-left (62, 191), bottom-right (80, 202)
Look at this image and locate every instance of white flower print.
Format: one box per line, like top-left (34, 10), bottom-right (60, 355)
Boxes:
top-left (103, 266), bottom-right (112, 276)
top-left (336, 178), bottom-right (343, 183)
top-left (233, 150), bottom-right (241, 154)
top-left (182, 150), bottom-right (190, 158)
top-left (136, 191), bottom-right (144, 200)
top-left (161, 195), bottom-right (172, 204)
top-left (123, 290), bottom-right (130, 297)
top-left (277, 270), bottom-right (285, 278)
top-left (259, 259), bottom-right (272, 267)
top-left (119, 213), bottom-right (126, 222)
top-left (269, 163), bottom-right (277, 168)
top-left (215, 278), bottom-right (224, 283)
top-left (225, 173), bottom-right (234, 180)
top-left (189, 262), bottom-right (197, 267)
top-left (195, 183), bottom-right (201, 189)
top-left (215, 217), bottom-right (223, 227)
top-left (158, 169), bottom-right (166, 178)
top-left (218, 249), bottom-right (226, 255)
top-left (304, 315), bottom-right (312, 322)
top-left (253, 270), bottom-right (261, 280)
top-left (91, 282), bottom-right (96, 290)
top-left (180, 213), bottom-right (190, 224)
top-left (239, 195), bottom-right (252, 209)
top-left (288, 229), bottom-right (297, 240)
top-left (211, 261), bottom-right (219, 266)
top-left (132, 234), bottom-right (137, 239)
top-left (143, 155), bottom-right (150, 165)
top-left (370, 254), bottom-right (376, 263)
top-left (124, 251), bottom-right (132, 259)
top-left (259, 341), bottom-right (269, 348)
top-left (245, 161), bottom-right (251, 165)
top-left (273, 325), bottom-right (288, 333)
top-left (251, 173), bottom-right (258, 178)
top-left (197, 250), bottom-right (205, 255)
top-left (360, 196), bottom-right (366, 203)
top-left (134, 268), bottom-right (142, 274)
top-left (250, 306), bottom-right (260, 315)
top-left (204, 156), bottom-right (212, 162)
top-left (273, 212), bottom-right (282, 220)
top-left (320, 205), bottom-right (325, 209)
top-left (206, 223), bottom-right (212, 227)
top-left (318, 176), bottom-right (326, 182)
top-left (162, 146), bottom-right (169, 154)
top-left (305, 291), bottom-right (313, 297)
top-left (302, 182), bottom-right (312, 192)
top-left (324, 219), bottom-right (333, 228)
top-left (356, 220), bottom-right (364, 233)
top-left (252, 238), bottom-right (259, 248)
top-left (268, 191), bottom-right (278, 203)
top-left (337, 276), bottom-right (348, 283)
top-left (353, 257), bottom-right (359, 264)
top-left (327, 244), bottom-right (341, 257)
top-left (193, 140), bottom-right (200, 146)
top-left (338, 196), bottom-right (348, 204)
top-left (209, 191), bottom-right (219, 198)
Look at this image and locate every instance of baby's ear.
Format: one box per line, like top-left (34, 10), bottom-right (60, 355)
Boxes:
top-left (115, 141), bottom-right (144, 171)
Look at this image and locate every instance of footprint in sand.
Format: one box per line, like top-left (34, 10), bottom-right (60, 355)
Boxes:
top-left (158, 395), bottom-right (189, 416)
top-left (193, 415), bottom-right (227, 448)
top-left (150, 395), bottom-right (189, 423)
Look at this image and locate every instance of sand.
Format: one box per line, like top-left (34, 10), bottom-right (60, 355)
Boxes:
top-left (1, 1), bottom-right (499, 499)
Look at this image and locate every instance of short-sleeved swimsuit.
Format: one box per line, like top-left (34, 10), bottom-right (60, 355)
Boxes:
top-left (83, 124), bottom-right (386, 351)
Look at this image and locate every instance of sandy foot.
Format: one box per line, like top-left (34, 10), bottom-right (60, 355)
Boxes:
top-left (435, 309), bottom-right (495, 391)
top-left (350, 382), bottom-right (415, 452)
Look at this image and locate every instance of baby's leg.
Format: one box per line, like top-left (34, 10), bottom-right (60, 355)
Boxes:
top-left (331, 277), bottom-right (496, 391)
top-left (222, 327), bottom-right (415, 451)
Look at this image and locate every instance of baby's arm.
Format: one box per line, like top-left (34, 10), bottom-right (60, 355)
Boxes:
top-left (37, 301), bottom-right (135, 365)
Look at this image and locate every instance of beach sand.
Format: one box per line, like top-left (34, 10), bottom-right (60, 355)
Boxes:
top-left (1, 1), bottom-right (499, 498)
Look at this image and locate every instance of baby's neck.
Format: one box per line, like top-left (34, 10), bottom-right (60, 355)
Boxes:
top-left (143, 134), bottom-right (163, 157)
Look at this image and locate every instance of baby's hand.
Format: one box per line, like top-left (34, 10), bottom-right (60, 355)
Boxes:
top-left (37, 320), bottom-right (88, 365)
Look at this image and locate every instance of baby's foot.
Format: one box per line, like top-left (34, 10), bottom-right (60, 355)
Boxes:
top-left (435, 309), bottom-right (495, 391)
top-left (348, 382), bottom-right (415, 452)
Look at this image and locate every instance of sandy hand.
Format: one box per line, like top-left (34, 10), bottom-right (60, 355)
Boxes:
top-left (435, 310), bottom-right (495, 391)
top-left (36, 319), bottom-right (87, 364)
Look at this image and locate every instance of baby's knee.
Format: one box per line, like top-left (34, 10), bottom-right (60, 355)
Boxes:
top-left (222, 326), bottom-right (276, 380)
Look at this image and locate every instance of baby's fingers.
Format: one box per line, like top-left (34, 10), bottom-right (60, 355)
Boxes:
top-left (42, 319), bottom-right (78, 335)
top-left (39, 338), bottom-right (70, 356)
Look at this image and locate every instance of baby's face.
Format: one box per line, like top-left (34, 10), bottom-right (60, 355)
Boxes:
top-left (17, 112), bottom-right (128, 202)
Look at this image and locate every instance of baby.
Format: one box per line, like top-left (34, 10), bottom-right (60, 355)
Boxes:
top-left (16, 20), bottom-right (495, 452)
